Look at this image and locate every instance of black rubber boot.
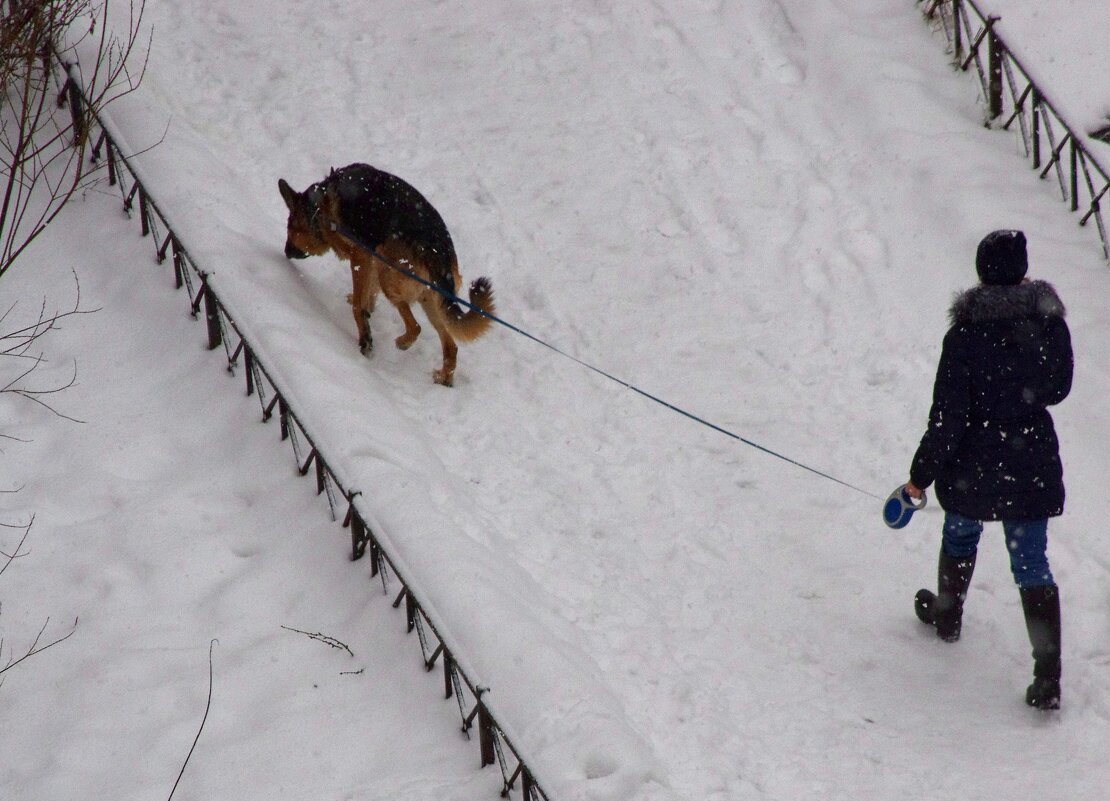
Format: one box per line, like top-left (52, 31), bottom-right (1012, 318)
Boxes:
top-left (915, 549), bottom-right (977, 642)
top-left (1020, 584), bottom-right (1061, 710)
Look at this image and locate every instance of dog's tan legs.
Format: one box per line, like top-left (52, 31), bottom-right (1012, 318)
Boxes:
top-left (349, 262), bottom-right (380, 354)
top-left (421, 298), bottom-right (457, 386)
top-left (349, 264), bottom-right (372, 353)
top-left (392, 301), bottom-right (422, 350)
top-left (433, 335), bottom-right (458, 387)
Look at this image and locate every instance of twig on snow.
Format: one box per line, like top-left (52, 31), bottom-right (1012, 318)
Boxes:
top-left (167, 639), bottom-right (218, 801)
top-left (0, 514), bottom-right (34, 577)
top-left (0, 615), bottom-right (79, 680)
top-left (280, 625), bottom-right (355, 658)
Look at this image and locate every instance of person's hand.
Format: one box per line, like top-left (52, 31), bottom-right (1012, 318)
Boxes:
top-left (904, 481), bottom-right (924, 500)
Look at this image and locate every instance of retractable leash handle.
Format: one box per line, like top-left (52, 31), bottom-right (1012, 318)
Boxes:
top-left (883, 484), bottom-right (927, 529)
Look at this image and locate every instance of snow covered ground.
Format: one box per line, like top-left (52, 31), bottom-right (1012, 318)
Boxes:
top-left (980, 0), bottom-right (1110, 135)
top-left (4, 1), bottom-right (1110, 800)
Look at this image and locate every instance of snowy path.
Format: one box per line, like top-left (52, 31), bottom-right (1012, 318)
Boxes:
top-left (1, 202), bottom-right (499, 801)
top-left (8, 1), bottom-right (1110, 800)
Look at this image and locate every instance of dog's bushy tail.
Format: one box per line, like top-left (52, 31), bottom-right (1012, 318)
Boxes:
top-left (443, 276), bottom-right (495, 342)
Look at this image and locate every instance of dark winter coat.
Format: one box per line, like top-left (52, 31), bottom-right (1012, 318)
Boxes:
top-left (910, 280), bottom-right (1072, 521)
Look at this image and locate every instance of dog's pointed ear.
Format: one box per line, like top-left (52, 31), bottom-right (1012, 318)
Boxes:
top-left (278, 178), bottom-right (299, 210)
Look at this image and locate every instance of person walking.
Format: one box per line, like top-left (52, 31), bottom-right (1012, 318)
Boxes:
top-left (903, 229), bottom-right (1072, 710)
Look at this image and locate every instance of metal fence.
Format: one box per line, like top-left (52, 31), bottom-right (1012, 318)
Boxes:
top-left (53, 58), bottom-right (552, 801)
top-left (918, 0), bottom-right (1110, 259)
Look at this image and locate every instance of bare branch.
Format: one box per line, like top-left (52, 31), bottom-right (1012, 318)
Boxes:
top-left (0, 514), bottom-right (33, 578)
top-left (0, 0), bottom-right (152, 280)
top-left (1, 269), bottom-right (95, 423)
top-left (4, 359), bottom-right (84, 422)
top-left (0, 518), bottom-right (75, 690)
top-left (166, 640), bottom-right (218, 801)
top-left (0, 616), bottom-right (79, 679)
top-left (281, 625), bottom-right (356, 658)
top-left (0, 269), bottom-right (99, 356)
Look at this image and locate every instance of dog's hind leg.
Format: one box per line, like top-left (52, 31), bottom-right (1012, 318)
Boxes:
top-left (392, 301), bottom-right (422, 351)
top-left (420, 297), bottom-right (458, 386)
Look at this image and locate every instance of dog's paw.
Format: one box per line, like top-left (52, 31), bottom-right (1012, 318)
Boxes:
top-left (395, 330), bottom-right (420, 351)
top-left (433, 368), bottom-right (454, 387)
top-left (358, 335), bottom-right (373, 355)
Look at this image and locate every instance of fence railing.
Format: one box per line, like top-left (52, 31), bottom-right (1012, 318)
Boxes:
top-left (52, 57), bottom-right (552, 801)
top-left (919, 0), bottom-right (1110, 259)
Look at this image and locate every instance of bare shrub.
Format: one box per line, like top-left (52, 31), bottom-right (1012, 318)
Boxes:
top-left (0, 0), bottom-right (150, 279)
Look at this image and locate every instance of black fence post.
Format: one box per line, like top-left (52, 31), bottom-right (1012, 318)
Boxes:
top-left (369, 538), bottom-right (381, 578)
top-left (444, 652), bottom-right (455, 699)
top-left (349, 509), bottom-right (367, 559)
top-left (58, 75), bottom-right (86, 146)
top-left (106, 137), bottom-right (117, 186)
top-left (405, 591), bottom-right (417, 633)
top-left (952, 0), bottom-right (963, 65)
top-left (202, 279), bottom-right (222, 349)
top-left (172, 240), bottom-right (185, 289)
top-left (986, 17), bottom-right (1003, 121)
top-left (244, 346), bottom-right (256, 397)
top-left (1032, 87), bottom-right (1042, 168)
top-left (278, 398), bottom-right (291, 440)
top-left (1070, 139), bottom-right (1079, 212)
top-left (139, 189), bottom-right (151, 237)
top-left (477, 693), bottom-right (495, 767)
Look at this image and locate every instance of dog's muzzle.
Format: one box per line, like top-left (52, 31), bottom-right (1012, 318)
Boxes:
top-left (284, 241), bottom-right (309, 259)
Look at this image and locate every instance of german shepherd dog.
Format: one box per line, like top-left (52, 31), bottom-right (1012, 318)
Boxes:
top-left (279, 163), bottom-right (495, 386)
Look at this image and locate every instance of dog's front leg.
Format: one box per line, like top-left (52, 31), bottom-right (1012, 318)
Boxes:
top-left (356, 307), bottom-right (373, 354)
top-left (349, 262), bottom-right (377, 355)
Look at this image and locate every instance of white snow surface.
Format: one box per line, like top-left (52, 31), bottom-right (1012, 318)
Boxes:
top-left (978, 0), bottom-right (1110, 135)
top-left (4, 2), bottom-right (1110, 800)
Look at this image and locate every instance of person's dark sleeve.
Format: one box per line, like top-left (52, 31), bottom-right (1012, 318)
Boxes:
top-left (1036, 316), bottom-right (1073, 407)
top-left (909, 329), bottom-right (971, 491)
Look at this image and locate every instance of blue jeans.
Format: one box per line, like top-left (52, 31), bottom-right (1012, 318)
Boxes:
top-left (942, 511), bottom-right (1055, 589)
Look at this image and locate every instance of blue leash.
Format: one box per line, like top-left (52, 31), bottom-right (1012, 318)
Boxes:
top-left (329, 221), bottom-right (882, 501)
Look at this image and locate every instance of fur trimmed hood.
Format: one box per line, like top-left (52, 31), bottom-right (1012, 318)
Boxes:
top-left (949, 279), bottom-right (1066, 326)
